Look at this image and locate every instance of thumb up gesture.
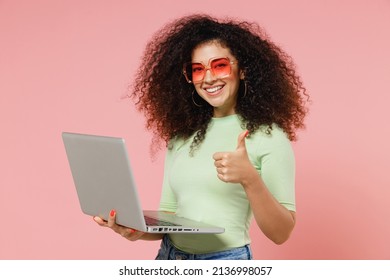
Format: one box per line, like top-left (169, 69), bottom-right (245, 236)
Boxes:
top-left (213, 130), bottom-right (256, 184)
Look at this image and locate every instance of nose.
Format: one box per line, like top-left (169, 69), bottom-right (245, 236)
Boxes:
top-left (203, 68), bottom-right (216, 83)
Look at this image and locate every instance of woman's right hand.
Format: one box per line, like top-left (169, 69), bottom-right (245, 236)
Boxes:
top-left (93, 209), bottom-right (146, 241)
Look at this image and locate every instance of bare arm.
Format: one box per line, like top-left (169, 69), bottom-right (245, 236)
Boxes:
top-left (241, 166), bottom-right (296, 244)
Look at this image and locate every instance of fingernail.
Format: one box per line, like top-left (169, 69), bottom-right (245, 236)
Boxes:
top-left (110, 210), bottom-right (116, 217)
top-left (129, 229), bottom-right (136, 234)
top-left (244, 130), bottom-right (249, 137)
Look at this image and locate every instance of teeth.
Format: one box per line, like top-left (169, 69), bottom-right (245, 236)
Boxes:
top-left (206, 86), bottom-right (222, 93)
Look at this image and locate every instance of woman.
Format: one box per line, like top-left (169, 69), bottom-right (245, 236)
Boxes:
top-left (94, 14), bottom-right (308, 260)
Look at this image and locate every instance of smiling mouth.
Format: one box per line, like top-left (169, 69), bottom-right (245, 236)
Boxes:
top-left (205, 85), bottom-right (223, 94)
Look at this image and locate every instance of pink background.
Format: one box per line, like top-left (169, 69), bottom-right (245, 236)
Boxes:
top-left (1, 0), bottom-right (389, 259)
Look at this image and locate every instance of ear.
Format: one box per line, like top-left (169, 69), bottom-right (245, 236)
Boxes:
top-left (239, 70), bottom-right (245, 80)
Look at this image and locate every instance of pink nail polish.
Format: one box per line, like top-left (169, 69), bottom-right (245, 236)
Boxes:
top-left (244, 130), bottom-right (249, 137)
top-left (110, 210), bottom-right (116, 217)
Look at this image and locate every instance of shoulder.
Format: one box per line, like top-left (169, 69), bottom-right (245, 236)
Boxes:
top-left (167, 137), bottom-right (190, 153)
top-left (251, 124), bottom-right (291, 146)
top-left (246, 124), bottom-right (293, 161)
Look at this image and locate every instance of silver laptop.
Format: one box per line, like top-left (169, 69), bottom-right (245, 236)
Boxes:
top-left (62, 132), bottom-right (224, 234)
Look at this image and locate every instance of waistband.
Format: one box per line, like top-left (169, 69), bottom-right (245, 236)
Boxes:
top-left (155, 234), bottom-right (253, 260)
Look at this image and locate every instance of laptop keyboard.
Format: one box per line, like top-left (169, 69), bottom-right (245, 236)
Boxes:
top-left (144, 216), bottom-right (181, 227)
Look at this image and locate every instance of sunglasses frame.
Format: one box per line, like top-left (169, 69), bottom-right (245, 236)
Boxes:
top-left (182, 57), bottom-right (237, 84)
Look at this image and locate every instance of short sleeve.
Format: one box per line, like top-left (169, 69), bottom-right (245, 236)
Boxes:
top-left (158, 142), bottom-right (178, 212)
top-left (257, 128), bottom-right (296, 212)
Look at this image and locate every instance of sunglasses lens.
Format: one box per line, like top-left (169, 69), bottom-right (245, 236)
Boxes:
top-left (211, 58), bottom-right (231, 78)
top-left (190, 63), bottom-right (205, 83)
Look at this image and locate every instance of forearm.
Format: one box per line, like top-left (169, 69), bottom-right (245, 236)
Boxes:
top-left (139, 233), bottom-right (165, 241)
top-left (242, 168), bottom-right (296, 244)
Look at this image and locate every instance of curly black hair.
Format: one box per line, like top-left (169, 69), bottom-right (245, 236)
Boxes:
top-left (130, 14), bottom-right (308, 154)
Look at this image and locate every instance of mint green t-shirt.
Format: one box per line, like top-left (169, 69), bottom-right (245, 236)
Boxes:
top-left (159, 114), bottom-right (295, 254)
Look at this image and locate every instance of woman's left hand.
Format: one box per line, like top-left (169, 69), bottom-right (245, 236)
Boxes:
top-left (93, 210), bottom-right (146, 241)
top-left (213, 130), bottom-right (257, 185)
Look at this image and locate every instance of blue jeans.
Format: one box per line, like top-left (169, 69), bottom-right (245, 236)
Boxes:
top-left (155, 235), bottom-right (253, 260)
